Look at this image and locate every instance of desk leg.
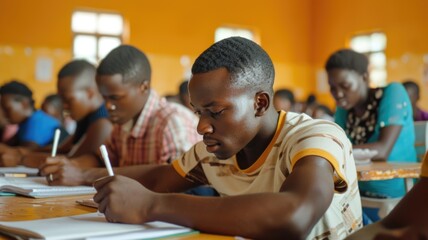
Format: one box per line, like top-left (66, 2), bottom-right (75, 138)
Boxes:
top-left (405, 178), bottom-right (414, 192)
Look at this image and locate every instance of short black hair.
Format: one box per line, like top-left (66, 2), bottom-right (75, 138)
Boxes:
top-left (179, 80), bottom-right (189, 95)
top-left (0, 80), bottom-right (35, 108)
top-left (325, 49), bottom-right (368, 75)
top-left (274, 89), bottom-right (295, 104)
top-left (315, 104), bottom-right (334, 116)
top-left (403, 79), bottom-right (420, 96)
top-left (306, 94), bottom-right (317, 104)
top-left (58, 60), bottom-right (95, 79)
top-left (42, 94), bottom-right (63, 109)
top-left (191, 37), bottom-right (275, 93)
top-left (97, 45), bottom-right (151, 85)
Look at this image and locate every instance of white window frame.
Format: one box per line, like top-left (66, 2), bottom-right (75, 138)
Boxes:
top-left (71, 10), bottom-right (124, 63)
top-left (350, 32), bottom-right (387, 87)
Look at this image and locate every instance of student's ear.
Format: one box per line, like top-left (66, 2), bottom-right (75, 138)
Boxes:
top-left (362, 72), bottom-right (369, 84)
top-left (86, 88), bottom-right (95, 99)
top-left (254, 92), bottom-right (270, 117)
top-left (20, 98), bottom-right (31, 110)
top-left (138, 81), bottom-right (149, 93)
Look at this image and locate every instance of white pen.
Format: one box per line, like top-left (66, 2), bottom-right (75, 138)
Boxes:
top-left (99, 145), bottom-right (114, 176)
top-left (51, 129), bottom-right (61, 157)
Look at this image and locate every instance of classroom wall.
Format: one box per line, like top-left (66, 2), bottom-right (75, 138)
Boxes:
top-left (311, 0), bottom-right (428, 109)
top-left (0, 0), bottom-right (314, 106)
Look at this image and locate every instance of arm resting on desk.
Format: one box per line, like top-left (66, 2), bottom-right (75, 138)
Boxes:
top-left (354, 125), bottom-right (402, 161)
top-left (94, 156), bottom-right (335, 239)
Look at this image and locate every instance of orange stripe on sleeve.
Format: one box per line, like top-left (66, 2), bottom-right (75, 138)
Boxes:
top-left (291, 148), bottom-right (348, 192)
top-left (172, 159), bottom-right (186, 178)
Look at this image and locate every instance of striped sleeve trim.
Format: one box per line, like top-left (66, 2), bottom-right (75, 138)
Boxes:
top-left (172, 159), bottom-right (186, 177)
top-left (291, 148), bottom-right (348, 193)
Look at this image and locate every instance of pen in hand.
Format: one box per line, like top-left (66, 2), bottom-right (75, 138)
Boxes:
top-left (51, 129), bottom-right (61, 157)
top-left (99, 145), bottom-right (114, 176)
top-left (47, 129), bottom-right (61, 182)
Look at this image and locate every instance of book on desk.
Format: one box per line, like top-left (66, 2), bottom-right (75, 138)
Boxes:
top-left (0, 212), bottom-right (196, 240)
top-left (0, 166), bottom-right (39, 177)
top-left (0, 177), bottom-right (96, 198)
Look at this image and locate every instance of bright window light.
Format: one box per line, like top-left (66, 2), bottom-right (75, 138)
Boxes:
top-left (98, 37), bottom-right (121, 59)
top-left (215, 27), bottom-right (254, 42)
top-left (98, 14), bottom-right (123, 35)
top-left (350, 32), bottom-right (387, 87)
top-left (72, 11), bottom-right (123, 62)
top-left (72, 12), bottom-right (97, 33)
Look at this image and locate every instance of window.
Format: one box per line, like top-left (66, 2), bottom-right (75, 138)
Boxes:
top-left (215, 26), bottom-right (255, 43)
top-left (72, 11), bottom-right (123, 63)
top-left (350, 32), bottom-right (387, 87)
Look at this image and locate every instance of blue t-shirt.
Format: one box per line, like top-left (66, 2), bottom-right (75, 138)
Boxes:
top-left (335, 82), bottom-right (417, 198)
top-left (17, 110), bottom-right (62, 147)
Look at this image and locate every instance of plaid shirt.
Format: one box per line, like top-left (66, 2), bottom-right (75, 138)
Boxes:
top-left (106, 90), bottom-right (201, 166)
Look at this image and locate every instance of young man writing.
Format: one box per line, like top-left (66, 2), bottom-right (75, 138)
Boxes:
top-left (40, 45), bottom-right (200, 186)
top-left (93, 37), bottom-right (362, 239)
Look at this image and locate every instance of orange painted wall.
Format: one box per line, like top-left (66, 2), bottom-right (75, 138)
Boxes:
top-left (0, 0), bottom-right (313, 106)
top-left (311, 0), bottom-right (428, 109)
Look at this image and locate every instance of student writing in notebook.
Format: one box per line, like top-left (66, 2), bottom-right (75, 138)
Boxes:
top-left (39, 45), bottom-right (201, 186)
top-left (93, 37), bottom-right (362, 239)
top-left (0, 60), bottom-right (112, 168)
top-left (0, 81), bottom-right (69, 165)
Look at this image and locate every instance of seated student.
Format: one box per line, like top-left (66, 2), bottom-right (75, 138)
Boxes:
top-left (178, 80), bottom-right (192, 110)
top-left (39, 45), bottom-right (200, 186)
top-left (92, 37), bottom-right (362, 239)
top-left (0, 105), bottom-right (18, 143)
top-left (0, 80), bottom-right (67, 151)
top-left (403, 79), bottom-right (428, 121)
top-left (302, 94), bottom-right (319, 117)
top-left (325, 49), bottom-right (417, 224)
top-left (273, 88), bottom-right (295, 112)
top-left (346, 153), bottom-right (428, 240)
top-left (41, 94), bottom-right (64, 123)
top-left (313, 104), bottom-right (335, 122)
top-left (41, 94), bottom-right (76, 135)
top-left (5, 60), bottom-right (113, 168)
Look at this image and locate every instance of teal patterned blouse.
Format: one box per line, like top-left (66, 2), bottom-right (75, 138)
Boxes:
top-left (335, 82), bottom-right (417, 198)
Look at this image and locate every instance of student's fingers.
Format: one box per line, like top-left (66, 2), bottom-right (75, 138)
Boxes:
top-left (93, 178), bottom-right (115, 203)
top-left (1, 152), bottom-right (21, 167)
top-left (93, 176), bottom-right (114, 190)
top-left (97, 197), bottom-right (109, 214)
top-left (45, 156), bottom-right (66, 164)
top-left (39, 163), bottom-right (61, 176)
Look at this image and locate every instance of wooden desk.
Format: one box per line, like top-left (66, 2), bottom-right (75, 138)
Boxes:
top-left (0, 195), bottom-right (232, 240)
top-left (356, 162), bottom-right (421, 191)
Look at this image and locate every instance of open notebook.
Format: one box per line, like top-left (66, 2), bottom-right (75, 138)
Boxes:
top-left (0, 212), bottom-right (196, 240)
top-left (0, 177), bottom-right (95, 198)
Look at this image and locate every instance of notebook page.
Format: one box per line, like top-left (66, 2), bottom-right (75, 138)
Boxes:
top-left (0, 212), bottom-right (194, 240)
top-left (0, 177), bottom-right (95, 198)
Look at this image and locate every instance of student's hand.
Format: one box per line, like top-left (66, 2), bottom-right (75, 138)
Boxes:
top-left (21, 152), bottom-right (49, 168)
top-left (0, 150), bottom-right (22, 167)
top-left (374, 226), bottom-right (427, 240)
top-left (39, 156), bottom-right (85, 186)
top-left (93, 175), bottom-right (154, 224)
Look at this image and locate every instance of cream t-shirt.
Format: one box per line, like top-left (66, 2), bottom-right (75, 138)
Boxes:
top-left (172, 111), bottom-right (362, 239)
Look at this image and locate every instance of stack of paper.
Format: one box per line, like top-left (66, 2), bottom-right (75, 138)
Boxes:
top-left (0, 212), bottom-right (196, 240)
top-left (0, 166), bottom-right (39, 177)
top-left (0, 177), bottom-right (95, 198)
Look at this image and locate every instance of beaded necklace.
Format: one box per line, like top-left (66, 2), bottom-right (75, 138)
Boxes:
top-left (345, 88), bottom-right (384, 145)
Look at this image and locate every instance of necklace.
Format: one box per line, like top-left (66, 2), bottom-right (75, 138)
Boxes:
top-left (346, 88), bottom-right (384, 145)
